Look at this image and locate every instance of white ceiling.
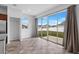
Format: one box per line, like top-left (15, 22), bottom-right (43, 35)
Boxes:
top-left (7, 4), bottom-right (58, 16)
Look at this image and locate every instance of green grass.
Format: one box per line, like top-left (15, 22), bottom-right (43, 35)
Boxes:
top-left (38, 31), bottom-right (64, 38)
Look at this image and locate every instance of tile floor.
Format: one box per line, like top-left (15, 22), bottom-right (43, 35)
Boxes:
top-left (6, 38), bottom-right (70, 54)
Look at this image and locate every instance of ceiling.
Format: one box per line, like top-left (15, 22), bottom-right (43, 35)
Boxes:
top-left (7, 4), bottom-right (58, 16)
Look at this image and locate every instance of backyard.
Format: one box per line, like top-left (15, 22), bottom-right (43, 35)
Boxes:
top-left (38, 31), bottom-right (64, 44)
top-left (38, 31), bottom-right (64, 38)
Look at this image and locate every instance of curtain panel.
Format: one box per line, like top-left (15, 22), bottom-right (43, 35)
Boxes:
top-left (63, 5), bottom-right (79, 53)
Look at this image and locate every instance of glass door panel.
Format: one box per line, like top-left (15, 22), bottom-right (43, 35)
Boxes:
top-left (41, 17), bottom-right (48, 39)
top-left (37, 18), bottom-right (42, 37)
top-left (57, 10), bottom-right (67, 45)
top-left (48, 15), bottom-right (58, 43)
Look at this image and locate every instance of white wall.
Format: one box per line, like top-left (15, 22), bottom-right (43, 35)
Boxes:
top-left (20, 15), bottom-right (37, 41)
top-left (8, 6), bottom-right (37, 43)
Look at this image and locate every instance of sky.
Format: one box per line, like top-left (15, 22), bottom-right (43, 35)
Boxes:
top-left (38, 10), bottom-right (67, 26)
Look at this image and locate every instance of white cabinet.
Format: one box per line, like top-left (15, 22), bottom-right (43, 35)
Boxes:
top-left (0, 34), bottom-right (6, 54)
top-left (0, 40), bottom-right (4, 54)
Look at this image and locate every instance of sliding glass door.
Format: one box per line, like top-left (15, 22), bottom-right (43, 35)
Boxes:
top-left (37, 9), bottom-right (67, 45)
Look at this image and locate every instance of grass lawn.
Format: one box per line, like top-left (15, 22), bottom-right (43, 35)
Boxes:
top-left (38, 31), bottom-right (64, 38)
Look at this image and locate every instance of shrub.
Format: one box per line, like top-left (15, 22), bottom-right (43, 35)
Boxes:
top-left (38, 31), bottom-right (64, 38)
